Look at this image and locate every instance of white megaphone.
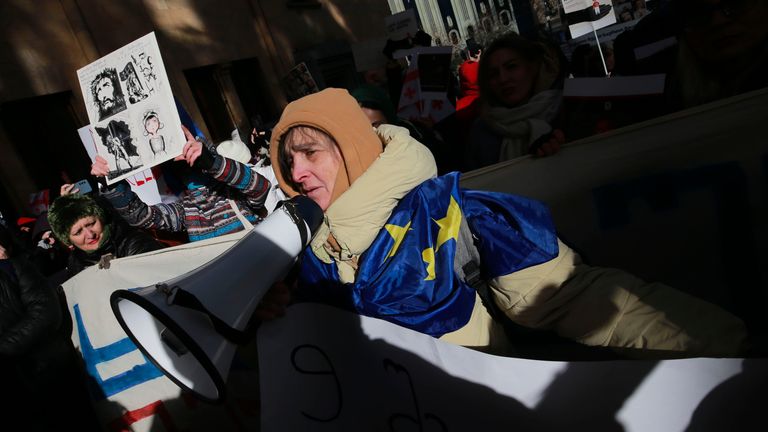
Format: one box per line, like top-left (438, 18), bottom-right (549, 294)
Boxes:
top-left (110, 195), bottom-right (323, 403)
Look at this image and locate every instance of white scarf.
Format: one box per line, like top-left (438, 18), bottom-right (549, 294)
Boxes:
top-left (310, 125), bottom-right (437, 283)
top-left (482, 89), bottom-right (562, 161)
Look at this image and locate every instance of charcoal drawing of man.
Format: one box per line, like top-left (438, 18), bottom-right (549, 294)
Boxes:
top-left (90, 68), bottom-right (127, 121)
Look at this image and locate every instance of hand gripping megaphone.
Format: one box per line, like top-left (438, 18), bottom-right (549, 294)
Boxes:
top-left (110, 195), bottom-right (323, 403)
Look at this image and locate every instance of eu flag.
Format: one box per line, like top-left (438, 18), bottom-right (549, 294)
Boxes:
top-left (299, 172), bottom-right (558, 337)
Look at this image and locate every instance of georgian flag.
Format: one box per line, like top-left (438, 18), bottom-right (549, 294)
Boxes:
top-left (396, 47), bottom-right (455, 124)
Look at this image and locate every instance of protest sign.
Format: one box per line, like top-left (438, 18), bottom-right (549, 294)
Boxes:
top-left (562, 0), bottom-right (618, 39)
top-left (28, 189), bottom-right (50, 216)
top-left (63, 232), bottom-right (260, 431)
top-left (77, 124), bottom-right (162, 205)
top-left (385, 9), bottom-right (419, 41)
top-left (76, 32), bottom-right (184, 185)
top-left (397, 47), bottom-right (455, 124)
top-left (281, 62), bottom-right (320, 102)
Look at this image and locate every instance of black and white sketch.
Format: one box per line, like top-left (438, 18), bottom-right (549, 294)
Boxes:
top-left (132, 52), bottom-right (157, 95)
top-left (77, 32), bottom-right (183, 185)
top-left (120, 62), bottom-right (149, 104)
top-left (95, 120), bottom-right (144, 180)
top-left (90, 68), bottom-right (128, 121)
top-left (142, 110), bottom-right (166, 159)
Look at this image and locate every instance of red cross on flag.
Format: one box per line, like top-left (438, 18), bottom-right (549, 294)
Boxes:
top-left (396, 46), bottom-right (455, 124)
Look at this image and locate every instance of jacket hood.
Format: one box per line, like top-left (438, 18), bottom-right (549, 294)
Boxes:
top-left (269, 88), bottom-right (383, 207)
top-left (351, 84), bottom-right (398, 123)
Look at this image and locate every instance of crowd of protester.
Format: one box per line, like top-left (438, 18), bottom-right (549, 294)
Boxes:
top-left (2, 1), bottom-right (767, 428)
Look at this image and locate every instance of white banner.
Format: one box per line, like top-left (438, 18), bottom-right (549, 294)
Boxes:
top-left (258, 303), bottom-right (763, 431)
top-left (63, 232), bottom-right (260, 431)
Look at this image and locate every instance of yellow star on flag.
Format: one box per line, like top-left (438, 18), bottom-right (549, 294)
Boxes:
top-left (384, 220), bottom-right (412, 261)
top-left (422, 247), bottom-right (435, 281)
top-left (433, 196), bottom-right (462, 252)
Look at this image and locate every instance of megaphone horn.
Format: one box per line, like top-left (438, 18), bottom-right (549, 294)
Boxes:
top-left (110, 195), bottom-right (323, 403)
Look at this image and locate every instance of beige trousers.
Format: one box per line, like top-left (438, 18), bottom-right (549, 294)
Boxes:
top-left (441, 240), bottom-right (747, 358)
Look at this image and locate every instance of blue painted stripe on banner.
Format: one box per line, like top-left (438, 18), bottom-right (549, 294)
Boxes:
top-left (75, 304), bottom-right (164, 399)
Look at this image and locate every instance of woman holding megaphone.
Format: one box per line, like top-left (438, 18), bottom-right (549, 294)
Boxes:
top-left (254, 88), bottom-right (752, 360)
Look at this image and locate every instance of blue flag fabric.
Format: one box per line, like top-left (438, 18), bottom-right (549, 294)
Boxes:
top-left (298, 172), bottom-right (559, 337)
top-left (174, 98), bottom-right (205, 140)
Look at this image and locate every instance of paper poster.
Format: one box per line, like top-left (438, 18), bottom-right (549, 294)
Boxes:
top-left (28, 189), bottom-right (50, 216)
top-left (562, 0), bottom-right (618, 39)
top-left (281, 62), bottom-right (320, 102)
top-left (563, 73), bottom-right (665, 97)
top-left (385, 9), bottom-right (419, 41)
top-left (397, 47), bottom-right (455, 124)
top-left (77, 125), bottom-right (162, 205)
top-left (76, 32), bottom-right (184, 185)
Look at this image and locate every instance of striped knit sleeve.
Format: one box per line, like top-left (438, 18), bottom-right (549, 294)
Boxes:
top-left (206, 155), bottom-right (270, 209)
top-left (101, 181), bottom-right (186, 232)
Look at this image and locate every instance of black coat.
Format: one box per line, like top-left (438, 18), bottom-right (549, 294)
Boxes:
top-left (0, 257), bottom-right (102, 429)
top-left (0, 258), bottom-right (68, 380)
top-left (66, 218), bottom-right (164, 278)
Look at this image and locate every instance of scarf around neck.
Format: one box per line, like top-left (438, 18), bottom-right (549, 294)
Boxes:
top-left (310, 124), bottom-right (437, 282)
top-left (482, 88), bottom-right (562, 161)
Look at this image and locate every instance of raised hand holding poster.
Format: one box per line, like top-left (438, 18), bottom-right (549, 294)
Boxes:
top-left (77, 32), bottom-right (184, 184)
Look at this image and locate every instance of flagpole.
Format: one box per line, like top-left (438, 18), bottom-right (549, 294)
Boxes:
top-left (592, 28), bottom-right (609, 77)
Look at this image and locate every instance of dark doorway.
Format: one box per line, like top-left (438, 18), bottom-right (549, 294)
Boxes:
top-left (0, 91), bottom-right (89, 201)
top-left (0, 182), bottom-right (17, 226)
top-left (229, 58), bottom-right (281, 125)
top-left (184, 57), bottom-right (279, 145)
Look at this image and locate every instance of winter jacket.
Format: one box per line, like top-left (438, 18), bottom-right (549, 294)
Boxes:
top-left (0, 258), bottom-right (68, 379)
top-left (66, 218), bottom-right (164, 278)
top-left (102, 153), bottom-right (270, 242)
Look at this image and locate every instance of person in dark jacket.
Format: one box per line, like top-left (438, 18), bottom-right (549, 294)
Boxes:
top-left (47, 193), bottom-right (165, 278)
top-left (468, 33), bottom-right (566, 169)
top-left (0, 226), bottom-right (100, 430)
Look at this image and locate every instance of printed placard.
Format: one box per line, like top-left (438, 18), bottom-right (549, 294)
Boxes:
top-left (562, 0), bottom-right (618, 39)
top-left (77, 32), bottom-right (184, 185)
top-left (385, 9), bottom-right (419, 41)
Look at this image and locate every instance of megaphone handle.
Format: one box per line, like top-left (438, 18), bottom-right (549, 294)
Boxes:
top-left (170, 288), bottom-right (252, 345)
top-left (279, 200), bottom-right (309, 246)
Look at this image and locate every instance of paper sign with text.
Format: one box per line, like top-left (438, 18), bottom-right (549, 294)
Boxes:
top-left (562, 0), bottom-right (618, 39)
top-left (385, 9), bottom-right (419, 41)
